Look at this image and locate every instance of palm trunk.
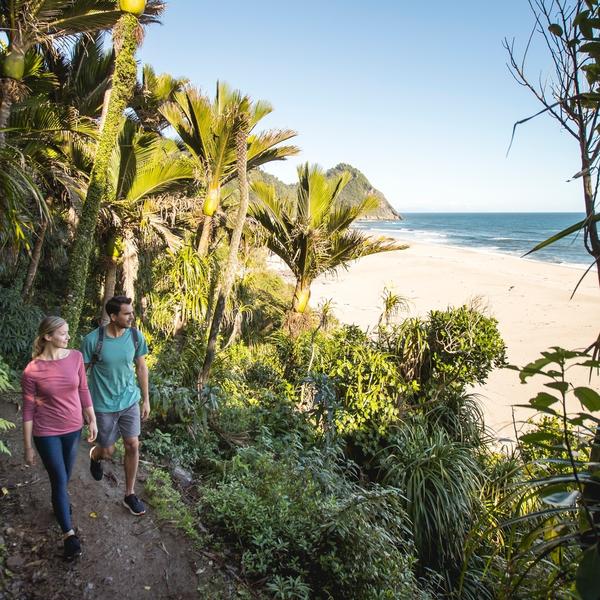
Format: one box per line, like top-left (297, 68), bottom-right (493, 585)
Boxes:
top-left (21, 217), bottom-right (49, 300)
top-left (197, 215), bottom-right (213, 256)
top-left (222, 309), bottom-right (244, 349)
top-left (101, 261), bottom-right (118, 326)
top-left (99, 86), bottom-right (113, 131)
top-left (0, 90), bottom-right (13, 147)
top-left (122, 229), bottom-right (138, 302)
top-left (173, 306), bottom-right (184, 336)
top-left (100, 235), bottom-right (118, 325)
top-left (64, 13), bottom-right (141, 336)
top-left (198, 117), bottom-right (249, 393)
top-left (292, 279), bottom-right (311, 313)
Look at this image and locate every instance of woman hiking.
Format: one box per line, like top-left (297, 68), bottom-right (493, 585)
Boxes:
top-left (22, 316), bottom-right (97, 561)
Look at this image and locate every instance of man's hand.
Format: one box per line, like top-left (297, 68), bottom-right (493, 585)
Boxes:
top-left (141, 400), bottom-right (150, 421)
top-left (24, 447), bottom-right (36, 466)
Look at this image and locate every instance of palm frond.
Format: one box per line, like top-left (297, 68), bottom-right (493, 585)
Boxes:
top-left (125, 154), bottom-right (194, 204)
top-left (162, 84), bottom-right (298, 207)
top-left (0, 143), bottom-right (46, 249)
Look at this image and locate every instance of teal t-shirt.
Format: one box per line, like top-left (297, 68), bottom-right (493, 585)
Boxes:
top-left (81, 327), bottom-right (148, 413)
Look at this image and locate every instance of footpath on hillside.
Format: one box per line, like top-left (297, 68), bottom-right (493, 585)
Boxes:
top-left (0, 394), bottom-right (239, 600)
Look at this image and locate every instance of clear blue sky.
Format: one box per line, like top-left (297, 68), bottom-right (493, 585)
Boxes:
top-left (139, 1), bottom-right (583, 212)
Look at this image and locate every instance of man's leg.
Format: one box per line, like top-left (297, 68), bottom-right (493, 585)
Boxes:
top-left (118, 403), bottom-right (145, 515)
top-left (90, 411), bottom-right (119, 481)
top-left (123, 436), bottom-right (139, 496)
top-left (90, 445), bottom-right (115, 462)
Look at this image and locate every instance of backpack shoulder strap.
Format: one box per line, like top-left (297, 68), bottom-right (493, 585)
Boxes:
top-left (131, 327), bottom-right (140, 354)
top-left (89, 326), bottom-right (104, 371)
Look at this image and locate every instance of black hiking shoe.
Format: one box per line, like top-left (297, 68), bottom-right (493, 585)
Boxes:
top-left (123, 494), bottom-right (146, 516)
top-left (63, 534), bottom-right (81, 562)
top-left (89, 447), bottom-right (103, 481)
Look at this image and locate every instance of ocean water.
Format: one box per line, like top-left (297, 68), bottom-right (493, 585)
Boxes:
top-left (356, 213), bottom-right (595, 269)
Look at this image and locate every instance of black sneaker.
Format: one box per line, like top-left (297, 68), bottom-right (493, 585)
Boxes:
top-left (123, 494), bottom-right (146, 516)
top-left (63, 535), bottom-right (81, 562)
top-left (89, 447), bottom-right (103, 481)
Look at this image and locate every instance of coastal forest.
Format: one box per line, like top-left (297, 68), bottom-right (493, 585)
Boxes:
top-left (1, 1), bottom-right (600, 599)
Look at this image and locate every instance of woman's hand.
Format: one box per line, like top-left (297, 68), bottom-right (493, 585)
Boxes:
top-left (86, 420), bottom-right (97, 443)
top-left (24, 447), bottom-right (36, 466)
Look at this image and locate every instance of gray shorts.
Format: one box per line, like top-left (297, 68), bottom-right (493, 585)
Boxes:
top-left (96, 403), bottom-right (141, 448)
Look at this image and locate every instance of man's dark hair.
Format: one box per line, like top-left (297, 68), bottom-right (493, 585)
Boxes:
top-left (105, 295), bottom-right (132, 318)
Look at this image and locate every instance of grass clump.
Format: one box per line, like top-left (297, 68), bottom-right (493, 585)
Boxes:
top-left (145, 468), bottom-right (202, 544)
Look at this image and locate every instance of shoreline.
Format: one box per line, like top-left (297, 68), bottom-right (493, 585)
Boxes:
top-left (352, 211), bottom-right (592, 271)
top-left (359, 230), bottom-right (595, 272)
top-left (271, 240), bottom-right (599, 436)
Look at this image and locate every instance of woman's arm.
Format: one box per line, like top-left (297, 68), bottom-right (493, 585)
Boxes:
top-left (23, 419), bottom-right (35, 466)
top-left (82, 405), bottom-right (97, 443)
top-left (21, 369), bottom-right (36, 465)
top-left (76, 353), bottom-right (97, 442)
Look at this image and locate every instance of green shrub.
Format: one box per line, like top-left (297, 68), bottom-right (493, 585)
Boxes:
top-left (0, 417), bottom-right (15, 456)
top-left (419, 388), bottom-right (487, 446)
top-left (386, 305), bottom-right (506, 396)
top-left (235, 268), bottom-right (292, 343)
top-left (381, 417), bottom-right (484, 572)
top-left (0, 354), bottom-right (15, 392)
top-left (144, 426), bottom-right (220, 472)
top-left (214, 342), bottom-right (291, 395)
top-left (149, 333), bottom-right (206, 389)
top-left (519, 414), bottom-right (578, 470)
top-left (427, 305), bottom-right (506, 387)
top-left (201, 437), bottom-right (431, 599)
top-left (149, 373), bottom-right (198, 425)
top-left (293, 326), bottom-right (409, 456)
top-left (207, 342), bottom-right (313, 451)
top-left (319, 326), bottom-right (407, 435)
top-left (0, 286), bottom-right (43, 368)
top-left (0, 354), bottom-right (15, 455)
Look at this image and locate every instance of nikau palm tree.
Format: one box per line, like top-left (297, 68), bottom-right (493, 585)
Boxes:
top-left (0, 0), bottom-right (127, 145)
top-left (250, 163), bottom-right (408, 313)
top-left (11, 34), bottom-right (113, 298)
top-left (0, 143), bottom-right (45, 249)
top-left (98, 118), bottom-right (193, 320)
top-left (130, 64), bottom-right (188, 132)
top-left (64, 0), bottom-right (164, 335)
top-left (0, 88), bottom-right (96, 270)
top-left (160, 82), bottom-right (299, 256)
top-left (198, 108), bottom-right (251, 391)
top-left (44, 33), bottom-right (115, 120)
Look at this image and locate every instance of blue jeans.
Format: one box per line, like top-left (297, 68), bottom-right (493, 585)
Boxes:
top-left (34, 429), bottom-right (81, 533)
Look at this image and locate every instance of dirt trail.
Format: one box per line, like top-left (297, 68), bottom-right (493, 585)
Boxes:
top-left (0, 395), bottom-right (235, 600)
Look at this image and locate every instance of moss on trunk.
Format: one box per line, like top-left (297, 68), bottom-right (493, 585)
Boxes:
top-left (64, 13), bottom-right (139, 336)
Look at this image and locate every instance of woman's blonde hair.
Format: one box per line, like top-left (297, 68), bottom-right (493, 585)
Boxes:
top-left (32, 316), bottom-right (68, 358)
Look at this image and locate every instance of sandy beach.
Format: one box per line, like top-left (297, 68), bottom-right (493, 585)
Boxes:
top-left (279, 243), bottom-right (599, 437)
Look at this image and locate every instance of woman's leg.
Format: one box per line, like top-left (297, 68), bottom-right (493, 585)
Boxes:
top-left (34, 430), bottom-right (80, 533)
top-left (61, 429), bottom-right (81, 482)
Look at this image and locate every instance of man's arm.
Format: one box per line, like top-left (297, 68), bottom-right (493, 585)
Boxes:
top-left (135, 355), bottom-right (150, 420)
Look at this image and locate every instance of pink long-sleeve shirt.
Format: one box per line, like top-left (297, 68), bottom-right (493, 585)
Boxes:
top-left (22, 350), bottom-right (92, 437)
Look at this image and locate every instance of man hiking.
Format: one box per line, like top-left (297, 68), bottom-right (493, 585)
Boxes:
top-left (82, 295), bottom-right (150, 516)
